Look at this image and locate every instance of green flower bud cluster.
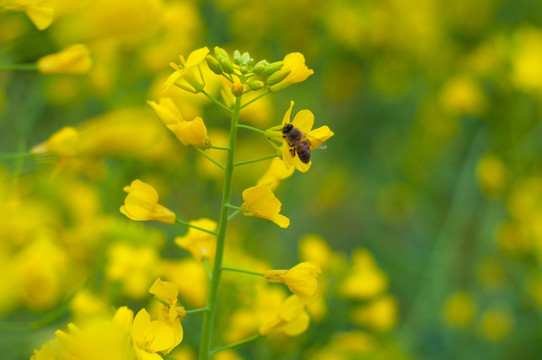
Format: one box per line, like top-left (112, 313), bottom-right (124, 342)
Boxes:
top-left (206, 46), bottom-right (291, 95)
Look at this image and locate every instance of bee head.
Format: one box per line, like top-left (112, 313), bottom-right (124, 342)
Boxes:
top-left (282, 123), bottom-right (294, 134)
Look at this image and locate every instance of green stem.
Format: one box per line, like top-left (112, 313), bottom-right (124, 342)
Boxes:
top-left (222, 266), bottom-right (265, 277)
top-left (228, 209), bottom-right (241, 222)
top-left (198, 95), bottom-right (242, 360)
top-left (225, 204), bottom-right (241, 210)
top-left (234, 153), bottom-right (277, 167)
top-left (175, 218), bottom-right (218, 236)
top-left (202, 257), bottom-right (212, 279)
top-left (194, 147), bottom-right (225, 170)
top-left (211, 145), bottom-right (230, 151)
top-left (210, 334), bottom-right (262, 355)
top-left (241, 90), bottom-right (270, 109)
top-left (202, 89), bottom-right (232, 113)
top-left (185, 308), bottom-right (209, 315)
top-left (0, 63), bottom-right (37, 71)
top-left (237, 124), bottom-right (265, 134)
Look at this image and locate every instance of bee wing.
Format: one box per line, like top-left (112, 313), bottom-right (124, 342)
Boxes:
top-left (307, 126), bottom-right (334, 150)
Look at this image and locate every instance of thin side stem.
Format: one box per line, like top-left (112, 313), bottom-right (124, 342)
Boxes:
top-left (234, 154), bottom-right (277, 167)
top-left (225, 204), bottom-right (241, 210)
top-left (175, 218), bottom-right (218, 236)
top-left (237, 124), bottom-right (265, 134)
top-left (0, 63), bottom-right (37, 71)
top-left (210, 334), bottom-right (262, 355)
top-left (202, 258), bottom-right (212, 279)
top-left (222, 266), bottom-right (265, 277)
top-left (228, 209), bottom-right (241, 222)
top-left (202, 89), bottom-right (232, 113)
top-left (211, 145), bottom-right (230, 151)
top-left (241, 90), bottom-right (270, 109)
top-left (185, 308), bottom-right (209, 315)
top-left (194, 147), bottom-right (225, 170)
top-left (198, 95), bottom-right (242, 360)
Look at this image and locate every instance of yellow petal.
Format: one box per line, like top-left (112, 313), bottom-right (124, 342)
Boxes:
top-left (163, 70), bottom-right (182, 93)
top-left (147, 98), bottom-right (184, 126)
top-left (38, 44), bottom-right (92, 74)
top-left (149, 278), bottom-right (179, 304)
top-left (281, 101), bottom-right (295, 127)
top-left (184, 47), bottom-right (210, 68)
top-left (241, 185), bottom-right (290, 228)
top-left (168, 117), bottom-right (210, 148)
top-left (291, 109), bottom-right (314, 134)
top-left (24, 1), bottom-right (55, 30)
top-left (307, 126), bottom-right (334, 150)
top-left (283, 52), bottom-right (314, 84)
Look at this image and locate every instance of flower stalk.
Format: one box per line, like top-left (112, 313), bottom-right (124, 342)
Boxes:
top-left (198, 95), bottom-right (242, 360)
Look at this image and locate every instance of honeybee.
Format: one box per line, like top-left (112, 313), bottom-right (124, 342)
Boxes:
top-left (282, 123), bottom-right (312, 164)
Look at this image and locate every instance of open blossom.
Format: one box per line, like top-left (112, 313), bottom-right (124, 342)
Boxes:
top-left (264, 262), bottom-right (321, 305)
top-left (241, 185), bottom-right (289, 228)
top-left (163, 47), bottom-right (209, 93)
top-left (147, 97), bottom-right (211, 149)
top-left (257, 157), bottom-right (295, 191)
top-left (149, 278), bottom-right (185, 353)
top-left (38, 44), bottom-right (92, 74)
top-left (120, 179), bottom-right (176, 224)
top-left (259, 295), bottom-right (310, 336)
top-left (131, 309), bottom-right (176, 360)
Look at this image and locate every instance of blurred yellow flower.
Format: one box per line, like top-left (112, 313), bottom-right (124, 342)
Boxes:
top-left (175, 218), bottom-right (217, 261)
top-left (299, 234), bottom-right (337, 270)
top-left (31, 126), bottom-right (79, 157)
top-left (259, 295), bottom-right (309, 336)
top-left (269, 52), bottom-right (314, 92)
top-left (442, 291), bottom-right (476, 329)
top-left (265, 262), bottom-right (321, 305)
top-left (148, 97), bottom-right (211, 149)
top-left (164, 47), bottom-right (209, 93)
top-left (350, 295), bottom-right (398, 333)
top-left (256, 157), bottom-right (294, 191)
top-left (439, 75), bottom-right (486, 115)
top-left (339, 249), bottom-right (388, 300)
top-left (32, 309), bottom-right (135, 360)
top-left (37, 44), bottom-right (92, 74)
top-left (479, 307), bottom-right (513, 342)
top-left (120, 179), bottom-right (176, 224)
top-left (268, 100), bottom-right (333, 173)
top-left (3, 0), bottom-right (55, 30)
top-left (132, 308), bottom-right (176, 360)
top-left (476, 153), bottom-right (506, 195)
top-left (160, 259), bottom-right (208, 308)
top-left (241, 184), bottom-right (289, 228)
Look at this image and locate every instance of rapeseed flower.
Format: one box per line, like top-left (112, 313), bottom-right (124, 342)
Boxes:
top-left (266, 101), bottom-right (334, 173)
top-left (264, 262), bottom-right (321, 305)
top-left (149, 278), bottom-right (185, 353)
top-left (120, 179), bottom-right (176, 224)
top-left (131, 309), bottom-right (176, 360)
top-left (442, 291), bottom-right (476, 329)
top-left (175, 218), bottom-right (217, 261)
top-left (269, 52), bottom-right (314, 92)
top-left (31, 126), bottom-right (79, 158)
top-left (148, 97), bottom-right (211, 149)
top-left (163, 47), bottom-right (209, 93)
top-left (256, 157), bottom-right (294, 191)
top-left (241, 185), bottom-right (289, 228)
top-left (38, 44), bottom-right (92, 74)
top-left (259, 295), bottom-right (309, 336)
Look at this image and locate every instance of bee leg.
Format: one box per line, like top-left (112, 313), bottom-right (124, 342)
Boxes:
top-left (289, 147), bottom-right (296, 158)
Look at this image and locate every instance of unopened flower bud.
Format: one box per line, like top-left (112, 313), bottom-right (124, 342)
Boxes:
top-left (231, 82), bottom-right (244, 97)
top-left (233, 50), bottom-right (242, 65)
top-left (240, 65), bottom-right (248, 74)
top-left (252, 60), bottom-right (268, 74)
top-left (219, 56), bottom-right (234, 74)
top-left (266, 69), bottom-right (291, 86)
top-left (262, 61), bottom-right (284, 76)
top-left (248, 80), bottom-right (265, 90)
top-left (206, 55), bottom-right (223, 75)
top-left (214, 46), bottom-right (230, 60)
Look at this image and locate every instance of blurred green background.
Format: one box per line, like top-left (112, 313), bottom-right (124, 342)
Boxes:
top-left (1, 0), bottom-right (542, 359)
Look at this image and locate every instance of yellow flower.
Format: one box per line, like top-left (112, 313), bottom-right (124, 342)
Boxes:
top-left (131, 309), bottom-right (176, 360)
top-left (476, 153), bottom-right (506, 195)
top-left (350, 295), bottom-right (398, 333)
top-left (4, 0), bottom-right (55, 30)
top-left (267, 101), bottom-right (334, 173)
top-left (442, 291), bottom-right (476, 329)
top-left (120, 179), bottom-right (176, 224)
top-left (163, 47), bottom-right (209, 93)
top-left (147, 97), bottom-right (211, 149)
top-left (37, 44), bottom-right (92, 74)
top-left (256, 157), bottom-right (294, 191)
top-left (269, 52), bottom-right (314, 92)
top-left (259, 295), bottom-right (309, 336)
top-left (479, 307), bottom-right (513, 342)
top-left (175, 218), bottom-right (217, 261)
top-left (241, 185), bottom-right (289, 228)
top-left (149, 278), bottom-right (185, 353)
top-left (30, 126), bottom-right (79, 157)
top-left (264, 262), bottom-right (321, 305)
top-left (339, 249), bottom-right (388, 300)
